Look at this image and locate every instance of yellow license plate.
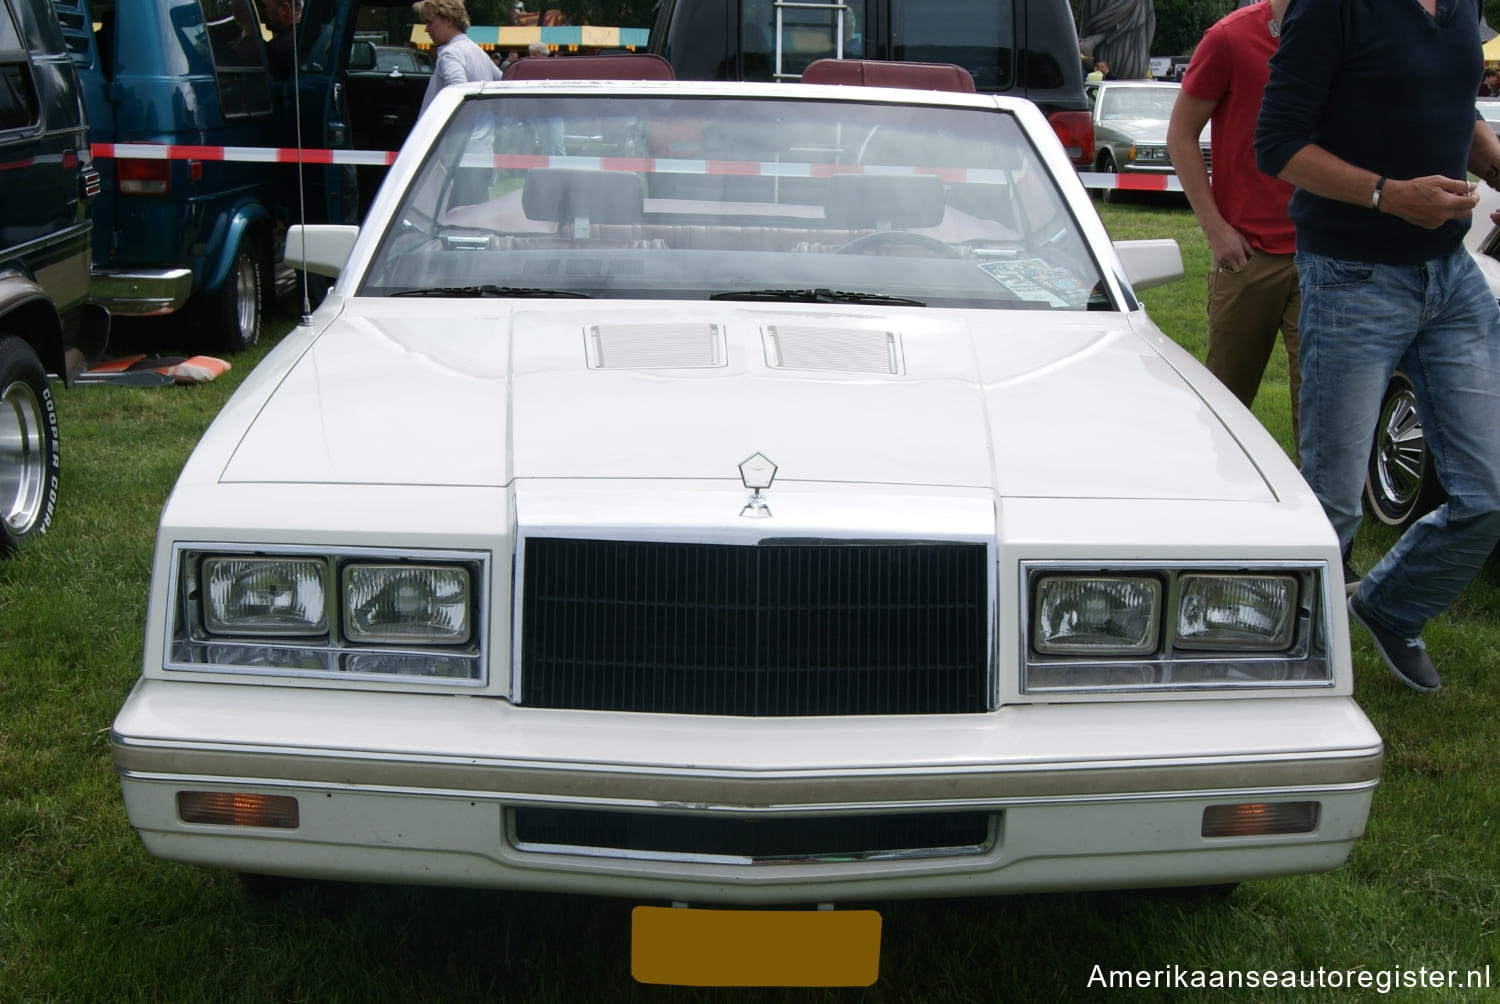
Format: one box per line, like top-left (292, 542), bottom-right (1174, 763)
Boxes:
top-left (631, 905), bottom-right (882, 987)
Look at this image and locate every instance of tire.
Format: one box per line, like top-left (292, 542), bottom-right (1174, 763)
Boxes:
top-left (0, 335), bottom-right (60, 554)
top-left (1364, 371), bottom-right (1445, 528)
top-left (1098, 152), bottom-right (1124, 204)
top-left (194, 240), bottom-right (264, 355)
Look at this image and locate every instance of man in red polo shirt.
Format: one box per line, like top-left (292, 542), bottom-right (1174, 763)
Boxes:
top-left (1167, 0), bottom-right (1299, 451)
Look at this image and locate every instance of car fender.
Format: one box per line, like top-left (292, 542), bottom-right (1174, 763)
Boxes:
top-left (201, 202), bottom-right (271, 295)
top-left (0, 270), bottom-right (65, 378)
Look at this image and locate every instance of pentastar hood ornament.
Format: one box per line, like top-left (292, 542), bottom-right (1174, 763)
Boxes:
top-left (739, 452), bottom-right (777, 519)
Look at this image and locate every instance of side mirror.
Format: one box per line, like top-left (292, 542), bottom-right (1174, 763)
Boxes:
top-left (285, 225), bottom-right (359, 278)
top-left (1113, 238), bottom-right (1183, 291)
top-left (349, 39), bottom-right (375, 71)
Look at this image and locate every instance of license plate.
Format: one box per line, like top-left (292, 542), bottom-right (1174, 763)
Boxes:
top-left (630, 905), bottom-right (881, 987)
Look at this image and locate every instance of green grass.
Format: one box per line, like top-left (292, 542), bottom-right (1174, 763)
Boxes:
top-left (2, 227), bottom-right (1498, 1002)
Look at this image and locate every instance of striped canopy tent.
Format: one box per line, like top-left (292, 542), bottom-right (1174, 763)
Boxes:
top-left (411, 24), bottom-right (650, 52)
top-left (1485, 32), bottom-right (1500, 66)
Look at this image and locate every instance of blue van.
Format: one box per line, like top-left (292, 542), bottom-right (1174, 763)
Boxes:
top-left (51, 0), bottom-right (419, 352)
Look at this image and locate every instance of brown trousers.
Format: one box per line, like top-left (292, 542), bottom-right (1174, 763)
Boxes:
top-left (1204, 250), bottom-right (1301, 450)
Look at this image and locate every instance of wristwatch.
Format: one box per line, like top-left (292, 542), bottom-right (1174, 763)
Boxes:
top-left (1371, 176), bottom-right (1386, 212)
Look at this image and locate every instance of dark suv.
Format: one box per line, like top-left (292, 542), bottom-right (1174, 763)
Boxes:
top-left (0, 0), bottom-right (107, 553)
top-left (649, 0), bottom-right (1094, 166)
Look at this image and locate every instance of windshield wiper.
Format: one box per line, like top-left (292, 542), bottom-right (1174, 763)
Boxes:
top-left (390, 285), bottom-right (591, 298)
top-left (708, 288), bottom-right (926, 307)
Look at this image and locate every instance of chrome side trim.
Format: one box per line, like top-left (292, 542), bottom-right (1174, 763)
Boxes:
top-left (111, 737), bottom-right (1384, 809)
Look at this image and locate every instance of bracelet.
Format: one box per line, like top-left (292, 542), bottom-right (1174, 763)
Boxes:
top-left (1370, 176), bottom-right (1386, 212)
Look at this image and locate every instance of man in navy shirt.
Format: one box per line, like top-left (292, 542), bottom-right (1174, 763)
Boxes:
top-left (1255, 0), bottom-right (1500, 692)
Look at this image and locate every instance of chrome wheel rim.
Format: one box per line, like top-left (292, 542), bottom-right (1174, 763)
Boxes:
top-left (234, 251), bottom-right (258, 343)
top-left (0, 377), bottom-right (46, 533)
top-left (1374, 386), bottom-right (1426, 513)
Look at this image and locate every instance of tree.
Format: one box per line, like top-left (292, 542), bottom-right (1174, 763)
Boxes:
top-left (1149, 0), bottom-right (1232, 57)
top-left (1073, 0), bottom-right (1231, 59)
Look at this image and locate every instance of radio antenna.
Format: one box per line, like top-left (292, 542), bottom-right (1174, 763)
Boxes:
top-left (291, 9), bottom-right (313, 326)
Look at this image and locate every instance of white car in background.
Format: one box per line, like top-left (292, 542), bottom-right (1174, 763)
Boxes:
top-left (109, 59), bottom-right (1380, 985)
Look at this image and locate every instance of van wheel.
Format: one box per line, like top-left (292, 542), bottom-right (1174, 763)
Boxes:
top-left (196, 242), bottom-right (263, 354)
top-left (0, 336), bottom-right (60, 554)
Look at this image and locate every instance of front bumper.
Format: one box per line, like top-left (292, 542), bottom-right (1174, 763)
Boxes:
top-left (113, 679), bottom-right (1382, 904)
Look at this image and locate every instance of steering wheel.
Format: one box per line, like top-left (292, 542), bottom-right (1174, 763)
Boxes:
top-left (834, 231), bottom-right (963, 258)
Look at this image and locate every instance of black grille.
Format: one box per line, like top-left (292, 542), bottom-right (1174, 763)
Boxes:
top-left (520, 538), bottom-right (990, 715)
top-left (512, 807), bottom-right (994, 861)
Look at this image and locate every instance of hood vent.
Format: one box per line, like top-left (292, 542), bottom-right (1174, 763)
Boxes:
top-left (586, 323), bottom-right (724, 369)
top-left (764, 325), bottom-right (903, 374)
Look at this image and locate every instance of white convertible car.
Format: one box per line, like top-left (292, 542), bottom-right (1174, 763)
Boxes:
top-left (111, 58), bottom-right (1380, 982)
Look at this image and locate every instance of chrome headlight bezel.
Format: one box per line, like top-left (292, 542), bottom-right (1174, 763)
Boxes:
top-left (167, 544), bottom-right (489, 685)
top-left (1022, 561), bottom-right (1332, 693)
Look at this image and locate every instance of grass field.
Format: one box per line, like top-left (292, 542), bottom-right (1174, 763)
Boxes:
top-left (1, 203), bottom-right (1497, 1002)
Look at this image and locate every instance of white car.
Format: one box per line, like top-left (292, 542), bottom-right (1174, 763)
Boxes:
top-left (111, 63), bottom-right (1380, 983)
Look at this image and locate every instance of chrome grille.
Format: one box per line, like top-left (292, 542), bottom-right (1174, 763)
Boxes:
top-left (512, 807), bottom-right (995, 862)
top-left (518, 538), bottom-right (991, 715)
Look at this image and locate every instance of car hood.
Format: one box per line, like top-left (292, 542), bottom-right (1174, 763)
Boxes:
top-left (220, 303), bottom-right (1274, 502)
top-left (1100, 121), bottom-right (1209, 145)
top-left (1103, 120), bottom-right (1168, 144)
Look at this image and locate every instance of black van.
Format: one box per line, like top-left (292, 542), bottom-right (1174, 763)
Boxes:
top-left (649, 0), bottom-right (1094, 166)
top-left (0, 0), bottom-right (107, 552)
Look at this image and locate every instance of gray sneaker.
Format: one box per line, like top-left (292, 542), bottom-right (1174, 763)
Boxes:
top-left (1348, 594), bottom-right (1440, 692)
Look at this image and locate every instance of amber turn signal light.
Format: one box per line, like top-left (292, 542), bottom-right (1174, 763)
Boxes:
top-left (1202, 801), bottom-right (1318, 838)
top-left (177, 791), bottom-right (299, 829)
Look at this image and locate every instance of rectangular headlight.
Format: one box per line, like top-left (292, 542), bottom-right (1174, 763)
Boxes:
top-left (1032, 575), bottom-right (1161, 655)
top-left (342, 563), bottom-right (472, 644)
top-left (1175, 574), bottom-right (1297, 650)
top-left (202, 557), bottom-right (327, 636)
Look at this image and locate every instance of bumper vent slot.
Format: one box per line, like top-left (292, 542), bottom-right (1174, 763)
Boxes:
top-left (519, 538), bottom-right (990, 715)
top-left (512, 807), bottom-right (995, 863)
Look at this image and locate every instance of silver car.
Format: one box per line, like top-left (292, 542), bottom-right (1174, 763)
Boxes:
top-left (1087, 80), bottom-right (1208, 201)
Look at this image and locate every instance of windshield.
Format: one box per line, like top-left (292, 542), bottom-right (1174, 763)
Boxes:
top-left (360, 93), bottom-right (1106, 310)
top-left (1098, 86), bottom-right (1180, 122)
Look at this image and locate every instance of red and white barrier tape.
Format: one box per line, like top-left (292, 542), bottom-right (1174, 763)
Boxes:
top-left (91, 143), bottom-right (1183, 191)
top-left (1076, 172), bottom-right (1184, 192)
top-left (92, 143), bottom-right (398, 166)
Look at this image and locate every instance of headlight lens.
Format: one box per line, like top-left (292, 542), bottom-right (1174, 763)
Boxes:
top-left (1024, 564), bottom-right (1330, 693)
top-left (1033, 575), bottom-right (1160, 654)
top-left (343, 563), bottom-right (471, 644)
top-left (203, 557), bottom-right (327, 636)
top-left (173, 548), bottom-right (486, 684)
top-left (1175, 574), bottom-right (1296, 650)
top-left (1133, 144), bottom-right (1168, 162)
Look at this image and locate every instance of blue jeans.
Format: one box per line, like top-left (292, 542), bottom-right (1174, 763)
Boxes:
top-left (1297, 247), bottom-right (1500, 639)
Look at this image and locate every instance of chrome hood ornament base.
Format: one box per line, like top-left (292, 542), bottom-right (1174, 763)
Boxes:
top-left (739, 452), bottom-right (777, 519)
